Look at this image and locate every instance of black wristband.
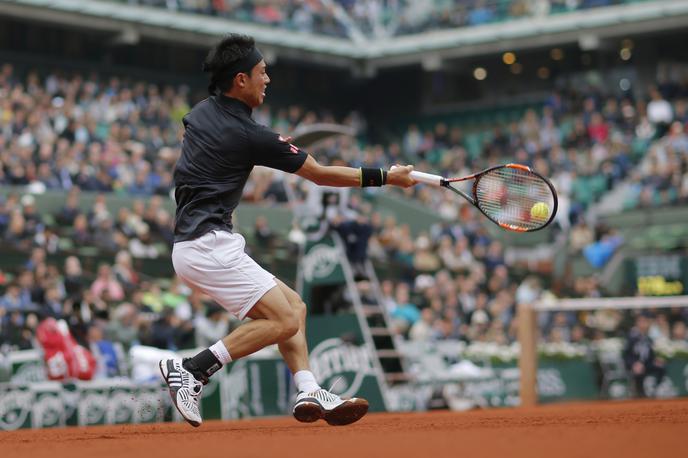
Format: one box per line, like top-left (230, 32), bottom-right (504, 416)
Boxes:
top-left (361, 167), bottom-right (385, 187)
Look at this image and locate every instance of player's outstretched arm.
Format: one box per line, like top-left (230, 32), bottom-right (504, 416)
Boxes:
top-left (295, 155), bottom-right (416, 188)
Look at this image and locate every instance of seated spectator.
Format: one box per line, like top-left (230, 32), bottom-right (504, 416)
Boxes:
top-left (17, 269), bottom-right (39, 307)
top-left (569, 219), bottom-right (594, 253)
top-left (4, 208), bottom-right (32, 249)
top-left (194, 302), bottom-right (231, 348)
top-left (113, 250), bottom-right (139, 293)
top-left (413, 234), bottom-right (441, 273)
top-left (90, 263), bottom-right (125, 302)
top-left (548, 312), bottom-right (572, 342)
top-left (0, 282), bottom-right (32, 311)
top-left (41, 285), bottom-right (64, 318)
top-left (161, 278), bottom-right (192, 319)
top-left (254, 215), bottom-right (275, 248)
top-left (128, 226), bottom-right (160, 258)
top-left (623, 313), bottom-right (665, 397)
top-left (484, 240), bottom-right (505, 271)
top-left (62, 256), bottom-right (86, 306)
top-left (92, 217), bottom-right (119, 252)
top-left (105, 302), bottom-right (140, 351)
top-left (647, 86), bottom-right (673, 138)
top-left (141, 282), bottom-right (164, 312)
top-left (71, 214), bottom-right (92, 246)
top-left (141, 307), bottom-right (194, 351)
top-left (24, 247), bottom-right (46, 272)
top-left (0, 310), bottom-right (37, 350)
top-left (671, 320), bottom-right (687, 341)
top-left (390, 283), bottom-right (421, 332)
top-left (55, 188), bottom-right (81, 226)
top-left (409, 308), bottom-right (435, 342)
top-left (87, 323), bottom-right (123, 379)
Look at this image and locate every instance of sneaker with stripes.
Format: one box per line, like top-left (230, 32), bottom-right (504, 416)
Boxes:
top-left (293, 389), bottom-right (369, 426)
top-left (159, 358), bottom-right (203, 427)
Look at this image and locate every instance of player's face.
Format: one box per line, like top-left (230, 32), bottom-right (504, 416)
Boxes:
top-left (245, 60), bottom-right (270, 108)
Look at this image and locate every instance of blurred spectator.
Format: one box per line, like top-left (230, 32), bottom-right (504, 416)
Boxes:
top-left (90, 263), bottom-right (125, 302)
top-left (141, 307), bottom-right (194, 351)
top-left (62, 256), bottom-right (86, 306)
top-left (1, 311), bottom-right (37, 350)
top-left (123, 0), bottom-right (633, 39)
top-left (1, 283), bottom-right (30, 311)
top-left (113, 250), bottom-right (139, 293)
top-left (647, 87), bottom-right (673, 138)
top-left (2, 54), bottom-right (688, 366)
top-left (56, 190), bottom-right (81, 227)
top-left (194, 303), bottom-right (231, 348)
top-left (42, 285), bottom-right (64, 318)
top-left (87, 323), bottom-right (123, 379)
top-left (409, 308), bottom-right (434, 342)
top-left (105, 302), bottom-right (140, 351)
top-left (671, 321), bottom-right (687, 341)
top-left (623, 313), bottom-right (665, 397)
top-left (254, 215), bottom-right (275, 248)
top-left (390, 283), bottom-right (421, 333)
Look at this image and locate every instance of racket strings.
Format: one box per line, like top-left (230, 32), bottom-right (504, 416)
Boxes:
top-left (475, 167), bottom-right (555, 231)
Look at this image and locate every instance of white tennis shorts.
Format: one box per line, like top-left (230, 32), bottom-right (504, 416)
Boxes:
top-left (172, 230), bottom-right (277, 319)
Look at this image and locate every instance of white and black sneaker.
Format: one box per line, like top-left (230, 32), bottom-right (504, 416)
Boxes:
top-left (293, 389), bottom-right (369, 426)
top-left (159, 358), bottom-right (203, 427)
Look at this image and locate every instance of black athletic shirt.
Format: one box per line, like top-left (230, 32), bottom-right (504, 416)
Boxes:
top-left (173, 94), bottom-right (308, 242)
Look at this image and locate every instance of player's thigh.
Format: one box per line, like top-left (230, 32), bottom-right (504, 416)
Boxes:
top-left (247, 283), bottom-right (298, 332)
top-left (274, 278), bottom-right (307, 320)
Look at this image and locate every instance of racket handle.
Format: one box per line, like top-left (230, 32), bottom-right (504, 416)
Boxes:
top-left (390, 165), bottom-right (445, 186)
top-left (409, 170), bottom-right (444, 186)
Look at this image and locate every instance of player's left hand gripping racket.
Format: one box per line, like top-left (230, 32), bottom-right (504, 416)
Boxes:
top-left (400, 164), bottom-right (558, 232)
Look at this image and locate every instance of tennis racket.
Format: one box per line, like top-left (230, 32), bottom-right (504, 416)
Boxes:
top-left (399, 163), bottom-right (558, 232)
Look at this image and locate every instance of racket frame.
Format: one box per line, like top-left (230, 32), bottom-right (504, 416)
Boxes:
top-left (439, 163), bottom-right (558, 232)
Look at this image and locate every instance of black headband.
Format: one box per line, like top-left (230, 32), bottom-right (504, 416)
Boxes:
top-left (226, 46), bottom-right (263, 79)
top-left (206, 46), bottom-right (263, 95)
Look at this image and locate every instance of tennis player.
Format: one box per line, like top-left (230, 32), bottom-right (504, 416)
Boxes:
top-left (159, 34), bottom-right (415, 427)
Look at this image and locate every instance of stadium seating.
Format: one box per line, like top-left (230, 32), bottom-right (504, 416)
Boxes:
top-left (2, 59), bottom-right (688, 366)
top-left (119, 0), bottom-right (655, 39)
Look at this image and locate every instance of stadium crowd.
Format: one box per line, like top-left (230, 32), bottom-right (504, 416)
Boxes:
top-left (4, 59), bottom-right (687, 218)
top-left (0, 190), bottom-right (228, 359)
top-left (124, 0), bottom-right (643, 39)
top-left (2, 61), bottom-right (688, 369)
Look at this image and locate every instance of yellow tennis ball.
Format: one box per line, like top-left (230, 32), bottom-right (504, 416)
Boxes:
top-left (531, 202), bottom-right (550, 220)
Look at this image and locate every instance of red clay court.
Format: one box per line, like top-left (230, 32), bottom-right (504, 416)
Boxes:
top-left (2, 399), bottom-right (686, 458)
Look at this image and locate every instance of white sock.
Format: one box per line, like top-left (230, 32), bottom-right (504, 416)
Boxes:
top-left (294, 370), bottom-right (321, 393)
top-left (209, 340), bottom-right (232, 365)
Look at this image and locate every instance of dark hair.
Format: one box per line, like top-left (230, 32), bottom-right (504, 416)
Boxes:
top-left (203, 34), bottom-right (256, 95)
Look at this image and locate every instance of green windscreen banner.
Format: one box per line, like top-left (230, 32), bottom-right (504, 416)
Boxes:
top-left (625, 255), bottom-right (688, 296)
top-left (298, 233), bottom-right (388, 411)
top-left (299, 234), bottom-right (346, 305)
top-left (306, 314), bottom-right (387, 412)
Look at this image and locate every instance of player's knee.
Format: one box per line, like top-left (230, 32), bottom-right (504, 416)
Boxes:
top-left (292, 298), bottom-right (307, 321)
top-left (278, 312), bottom-right (299, 340)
